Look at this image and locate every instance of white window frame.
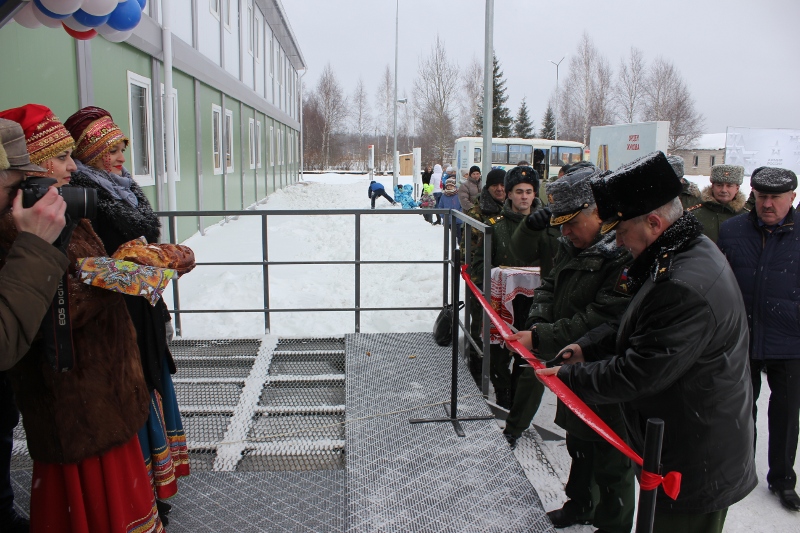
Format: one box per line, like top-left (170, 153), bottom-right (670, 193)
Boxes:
top-left (212, 104), bottom-right (223, 175)
top-left (210, 0), bottom-right (220, 19)
top-left (279, 129), bottom-right (284, 165)
top-left (254, 16), bottom-right (260, 62)
top-left (269, 125), bottom-right (274, 165)
top-left (160, 83), bottom-right (181, 182)
top-left (224, 108), bottom-right (234, 173)
top-left (248, 118), bottom-right (256, 169)
top-left (223, 0), bottom-right (231, 31)
top-left (126, 71), bottom-right (155, 186)
top-left (247, 2), bottom-right (253, 55)
top-left (255, 120), bottom-right (262, 168)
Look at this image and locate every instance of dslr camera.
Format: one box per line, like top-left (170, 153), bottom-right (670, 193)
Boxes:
top-left (21, 177), bottom-right (97, 220)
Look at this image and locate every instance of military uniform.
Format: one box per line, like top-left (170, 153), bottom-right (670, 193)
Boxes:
top-left (679, 179), bottom-right (702, 209)
top-left (687, 186), bottom-right (746, 242)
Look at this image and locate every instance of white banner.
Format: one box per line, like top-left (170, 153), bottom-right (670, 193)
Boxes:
top-left (725, 127), bottom-right (800, 176)
top-left (590, 121), bottom-right (670, 170)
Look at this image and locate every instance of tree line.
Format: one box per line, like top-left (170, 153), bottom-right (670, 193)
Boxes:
top-left (302, 32), bottom-right (704, 171)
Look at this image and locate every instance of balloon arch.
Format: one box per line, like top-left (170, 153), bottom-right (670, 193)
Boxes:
top-left (12, 0), bottom-right (146, 42)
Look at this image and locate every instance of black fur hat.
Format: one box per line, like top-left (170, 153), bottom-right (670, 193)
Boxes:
top-left (505, 166), bottom-right (540, 195)
top-left (751, 167), bottom-right (798, 193)
top-left (590, 151), bottom-right (682, 226)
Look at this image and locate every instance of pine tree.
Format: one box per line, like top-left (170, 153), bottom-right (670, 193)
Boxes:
top-left (540, 105), bottom-right (556, 140)
top-left (513, 97), bottom-right (534, 138)
top-left (492, 54), bottom-right (512, 137)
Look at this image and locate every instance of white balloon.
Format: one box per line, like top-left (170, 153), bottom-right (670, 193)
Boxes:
top-left (39, 0), bottom-right (85, 16)
top-left (14, 3), bottom-right (42, 29)
top-left (32, 4), bottom-right (64, 28)
top-left (63, 16), bottom-right (92, 32)
top-left (103, 29), bottom-right (132, 43)
top-left (95, 23), bottom-right (119, 36)
top-left (80, 0), bottom-right (119, 17)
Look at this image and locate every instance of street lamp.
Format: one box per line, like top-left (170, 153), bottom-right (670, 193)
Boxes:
top-left (549, 56), bottom-right (565, 141)
top-left (392, 0), bottom-right (400, 189)
top-left (396, 98), bottom-right (407, 167)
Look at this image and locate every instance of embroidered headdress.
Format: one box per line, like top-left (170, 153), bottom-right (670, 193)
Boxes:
top-left (0, 104), bottom-right (75, 166)
top-left (64, 106), bottom-right (129, 167)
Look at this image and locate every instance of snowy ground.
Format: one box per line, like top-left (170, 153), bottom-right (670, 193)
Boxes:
top-left (166, 173), bottom-right (794, 532)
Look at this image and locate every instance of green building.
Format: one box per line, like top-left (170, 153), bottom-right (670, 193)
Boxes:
top-left (0, 0), bottom-right (305, 242)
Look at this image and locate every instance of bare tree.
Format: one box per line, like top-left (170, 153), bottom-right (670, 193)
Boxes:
top-left (458, 56), bottom-right (483, 136)
top-left (316, 63), bottom-right (348, 169)
top-left (350, 78), bottom-right (372, 169)
top-left (413, 35), bottom-right (459, 164)
top-left (615, 47), bottom-right (646, 123)
top-left (642, 57), bottom-right (705, 150)
top-left (302, 92), bottom-right (324, 170)
top-left (375, 65), bottom-right (394, 171)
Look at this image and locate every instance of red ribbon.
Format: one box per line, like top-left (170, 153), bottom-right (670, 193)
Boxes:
top-left (461, 265), bottom-right (681, 500)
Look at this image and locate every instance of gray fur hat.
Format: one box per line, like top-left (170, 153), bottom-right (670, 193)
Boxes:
top-left (547, 166), bottom-right (600, 225)
top-left (666, 155), bottom-right (684, 179)
top-left (750, 167), bottom-right (798, 194)
top-left (710, 164), bottom-right (744, 185)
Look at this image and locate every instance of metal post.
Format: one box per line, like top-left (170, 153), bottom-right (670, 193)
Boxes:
top-left (481, 0), bottom-right (494, 178)
top-left (481, 227), bottom-right (492, 396)
top-left (636, 418), bottom-right (665, 533)
top-left (549, 56), bottom-right (564, 141)
top-left (262, 213), bottom-right (271, 333)
top-left (299, 69), bottom-right (306, 180)
top-left (168, 215), bottom-right (182, 336)
top-left (162, 0), bottom-right (178, 211)
top-left (442, 212), bottom-right (449, 307)
top-left (354, 213), bottom-right (361, 333)
top-left (449, 227), bottom-right (461, 421)
top-left (392, 0), bottom-right (399, 190)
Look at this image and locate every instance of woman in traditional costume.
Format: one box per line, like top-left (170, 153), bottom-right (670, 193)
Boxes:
top-left (0, 103), bottom-right (161, 533)
top-left (64, 107), bottom-right (189, 524)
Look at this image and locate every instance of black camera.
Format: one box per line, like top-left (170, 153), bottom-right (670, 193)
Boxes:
top-left (21, 177), bottom-right (97, 220)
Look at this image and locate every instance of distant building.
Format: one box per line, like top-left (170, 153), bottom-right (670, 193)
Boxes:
top-left (0, 0), bottom-right (306, 242)
top-left (673, 133), bottom-right (726, 176)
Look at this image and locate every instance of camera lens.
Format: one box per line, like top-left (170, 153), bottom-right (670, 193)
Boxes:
top-left (60, 186), bottom-right (97, 220)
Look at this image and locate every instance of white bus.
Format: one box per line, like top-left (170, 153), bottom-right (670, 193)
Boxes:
top-left (452, 137), bottom-right (588, 181)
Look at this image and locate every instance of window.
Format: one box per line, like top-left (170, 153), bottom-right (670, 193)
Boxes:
top-left (254, 19), bottom-right (260, 62)
top-left (224, 109), bottom-right (234, 172)
top-left (491, 143), bottom-right (507, 164)
top-left (269, 125), bottom-right (274, 165)
top-left (508, 144), bottom-right (533, 165)
top-left (210, 0), bottom-right (220, 19)
top-left (552, 146), bottom-right (582, 166)
top-left (255, 121), bottom-right (262, 168)
top-left (160, 84), bottom-right (180, 181)
top-left (223, 0), bottom-right (231, 30)
top-left (212, 104), bottom-right (222, 175)
top-left (473, 147), bottom-right (481, 164)
top-left (693, 155), bottom-right (699, 167)
top-left (248, 118), bottom-right (256, 169)
top-left (127, 71), bottom-right (154, 185)
top-left (710, 155), bottom-right (716, 166)
top-left (247, 3), bottom-right (253, 55)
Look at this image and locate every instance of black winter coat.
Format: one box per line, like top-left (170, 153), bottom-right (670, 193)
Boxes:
top-left (718, 207), bottom-right (800, 360)
top-left (70, 170), bottom-right (174, 395)
top-left (559, 215), bottom-right (757, 514)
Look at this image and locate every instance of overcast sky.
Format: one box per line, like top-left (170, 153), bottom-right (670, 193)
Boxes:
top-left (283, 0), bottom-right (800, 135)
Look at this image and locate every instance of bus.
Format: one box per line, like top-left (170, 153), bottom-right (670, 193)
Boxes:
top-left (452, 137), bottom-right (588, 182)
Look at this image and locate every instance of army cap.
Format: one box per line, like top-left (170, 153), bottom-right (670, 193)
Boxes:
top-left (710, 164), bottom-right (744, 185)
top-left (750, 167), bottom-right (798, 194)
top-left (547, 166), bottom-right (603, 225)
top-left (667, 155), bottom-right (684, 179)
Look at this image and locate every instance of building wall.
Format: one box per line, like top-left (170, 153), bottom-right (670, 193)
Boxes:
top-left (673, 148), bottom-right (726, 176)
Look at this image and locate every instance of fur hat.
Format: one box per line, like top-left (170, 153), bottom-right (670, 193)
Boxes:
top-left (710, 164), bottom-right (744, 185)
top-left (666, 155), bottom-right (684, 179)
top-left (548, 166), bottom-right (601, 225)
top-left (469, 165), bottom-right (481, 176)
top-left (64, 106), bottom-right (129, 167)
top-left (505, 166), bottom-right (539, 195)
top-left (750, 167), bottom-right (798, 194)
top-left (0, 118), bottom-right (45, 173)
top-left (591, 151), bottom-right (682, 231)
top-left (0, 104), bottom-right (75, 166)
top-left (485, 168), bottom-right (505, 188)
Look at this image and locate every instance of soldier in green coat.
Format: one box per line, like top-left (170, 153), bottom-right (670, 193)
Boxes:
top-left (505, 167), bottom-right (635, 533)
top-left (668, 155), bottom-right (702, 209)
top-left (470, 166), bottom-right (553, 408)
top-left (687, 164), bottom-right (746, 242)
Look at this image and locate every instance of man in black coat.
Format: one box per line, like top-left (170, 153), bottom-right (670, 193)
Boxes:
top-left (539, 151), bottom-right (757, 533)
top-left (718, 167), bottom-right (800, 512)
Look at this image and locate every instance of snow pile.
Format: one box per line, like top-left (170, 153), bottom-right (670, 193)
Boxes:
top-left (165, 173), bottom-right (447, 338)
top-left (690, 132), bottom-right (727, 150)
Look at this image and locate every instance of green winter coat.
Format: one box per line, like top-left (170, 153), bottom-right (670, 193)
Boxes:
top-left (528, 231), bottom-right (633, 440)
top-left (508, 207), bottom-right (561, 278)
top-left (679, 179), bottom-right (702, 209)
top-left (688, 186), bottom-right (746, 243)
top-left (470, 199), bottom-right (552, 284)
top-left (462, 187), bottom-right (504, 261)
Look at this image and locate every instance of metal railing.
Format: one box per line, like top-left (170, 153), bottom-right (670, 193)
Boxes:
top-left (158, 208), bottom-right (464, 336)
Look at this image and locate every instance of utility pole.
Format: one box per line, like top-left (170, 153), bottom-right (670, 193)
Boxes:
top-left (549, 56), bottom-right (565, 141)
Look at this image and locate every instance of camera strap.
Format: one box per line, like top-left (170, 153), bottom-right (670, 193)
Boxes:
top-left (40, 272), bottom-right (75, 372)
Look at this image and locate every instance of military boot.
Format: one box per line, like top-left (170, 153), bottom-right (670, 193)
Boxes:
top-left (546, 500), bottom-right (594, 528)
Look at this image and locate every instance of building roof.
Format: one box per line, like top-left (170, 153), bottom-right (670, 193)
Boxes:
top-left (690, 133), bottom-right (726, 150)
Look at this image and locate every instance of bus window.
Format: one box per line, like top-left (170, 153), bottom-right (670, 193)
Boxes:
top-left (492, 143), bottom-right (507, 164)
top-left (474, 147), bottom-right (481, 164)
top-left (508, 144), bottom-right (533, 165)
top-left (553, 146), bottom-right (583, 165)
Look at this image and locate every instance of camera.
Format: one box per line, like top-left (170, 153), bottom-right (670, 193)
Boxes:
top-left (21, 177), bottom-right (97, 220)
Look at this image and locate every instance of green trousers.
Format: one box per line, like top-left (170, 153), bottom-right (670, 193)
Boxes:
top-left (652, 508), bottom-right (727, 533)
top-left (504, 366), bottom-right (545, 437)
top-left (565, 433), bottom-right (635, 533)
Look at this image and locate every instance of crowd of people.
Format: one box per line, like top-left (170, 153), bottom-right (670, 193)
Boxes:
top-left (455, 151), bottom-right (799, 532)
top-left (0, 104), bottom-right (189, 533)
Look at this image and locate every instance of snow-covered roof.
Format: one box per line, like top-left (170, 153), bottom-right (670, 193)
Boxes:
top-left (690, 133), bottom-right (726, 150)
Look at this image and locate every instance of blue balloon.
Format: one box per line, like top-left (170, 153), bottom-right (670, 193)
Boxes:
top-left (136, 0), bottom-right (146, 9)
top-left (72, 9), bottom-right (111, 28)
top-left (32, 0), bottom-right (71, 20)
top-left (107, 0), bottom-right (142, 32)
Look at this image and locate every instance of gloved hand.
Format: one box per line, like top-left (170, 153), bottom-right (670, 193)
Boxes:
top-left (525, 207), bottom-right (551, 231)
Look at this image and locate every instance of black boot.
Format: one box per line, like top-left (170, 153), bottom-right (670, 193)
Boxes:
top-left (546, 500), bottom-right (594, 528)
top-left (502, 431), bottom-right (518, 450)
top-left (156, 500), bottom-right (172, 526)
top-left (495, 389), bottom-right (513, 410)
top-left (0, 510), bottom-right (29, 533)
